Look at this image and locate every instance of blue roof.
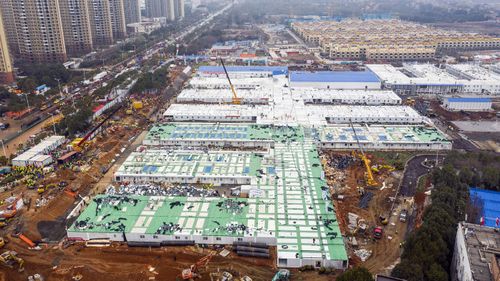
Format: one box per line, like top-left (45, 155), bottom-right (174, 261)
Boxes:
top-left (469, 188), bottom-right (500, 227)
top-left (198, 66), bottom-right (288, 75)
top-left (447, 97), bottom-right (491, 103)
top-left (289, 71), bottom-right (380, 83)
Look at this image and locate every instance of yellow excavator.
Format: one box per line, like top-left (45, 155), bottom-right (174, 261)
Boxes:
top-left (0, 250), bottom-right (24, 272)
top-left (350, 121), bottom-right (378, 187)
top-left (219, 58), bottom-right (241, 105)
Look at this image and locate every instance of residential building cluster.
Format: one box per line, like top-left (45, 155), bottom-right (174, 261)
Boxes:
top-left (0, 0), bottom-right (186, 84)
top-left (291, 19), bottom-right (500, 61)
top-left (145, 0), bottom-right (185, 21)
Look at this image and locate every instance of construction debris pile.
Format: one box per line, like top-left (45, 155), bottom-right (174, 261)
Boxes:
top-left (105, 184), bottom-right (220, 197)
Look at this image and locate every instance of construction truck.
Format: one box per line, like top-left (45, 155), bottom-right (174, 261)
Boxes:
top-left (373, 226), bottom-right (383, 239)
top-left (404, 98), bottom-right (416, 106)
top-left (0, 250), bottom-right (24, 272)
top-left (181, 252), bottom-right (216, 280)
top-left (272, 269), bottom-right (290, 281)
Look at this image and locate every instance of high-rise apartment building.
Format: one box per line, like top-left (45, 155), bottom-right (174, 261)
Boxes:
top-left (174, 0), bottom-right (185, 20)
top-left (8, 0), bottom-right (67, 63)
top-left (124, 0), bottom-right (141, 24)
top-left (145, 0), bottom-right (175, 20)
top-left (145, 0), bottom-right (163, 18)
top-left (166, 0), bottom-right (175, 21)
top-left (109, 0), bottom-right (127, 39)
top-left (87, 0), bottom-right (114, 45)
top-left (0, 1), bottom-right (19, 56)
top-left (0, 10), bottom-right (14, 84)
top-left (59, 0), bottom-right (94, 55)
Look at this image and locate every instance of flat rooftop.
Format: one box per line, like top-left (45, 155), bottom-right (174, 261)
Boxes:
top-left (294, 89), bottom-right (401, 104)
top-left (367, 64), bottom-right (464, 86)
top-left (458, 222), bottom-right (500, 281)
top-left (115, 150), bottom-right (259, 181)
top-left (290, 71), bottom-right (380, 83)
top-left (447, 64), bottom-right (500, 81)
top-left (177, 88), bottom-right (272, 104)
top-left (71, 139), bottom-right (348, 264)
top-left (316, 125), bottom-right (449, 145)
top-left (144, 123), bottom-right (274, 143)
top-left (164, 104), bottom-right (426, 125)
top-left (198, 66), bottom-right (288, 76)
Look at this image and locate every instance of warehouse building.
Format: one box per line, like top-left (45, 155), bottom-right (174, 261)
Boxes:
top-left (197, 66), bottom-right (288, 78)
top-left (289, 71), bottom-right (381, 90)
top-left (442, 97), bottom-right (492, 112)
top-left (12, 135), bottom-right (66, 167)
top-left (451, 222), bottom-right (500, 281)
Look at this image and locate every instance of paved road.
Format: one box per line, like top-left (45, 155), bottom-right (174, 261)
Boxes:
top-left (399, 154), bottom-right (445, 197)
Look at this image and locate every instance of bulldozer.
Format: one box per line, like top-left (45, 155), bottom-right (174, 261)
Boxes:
top-left (0, 250), bottom-right (24, 272)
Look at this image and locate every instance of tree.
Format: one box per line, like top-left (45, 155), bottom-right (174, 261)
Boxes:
top-left (425, 263), bottom-right (448, 281)
top-left (337, 267), bottom-right (374, 281)
top-left (18, 77), bottom-right (37, 93)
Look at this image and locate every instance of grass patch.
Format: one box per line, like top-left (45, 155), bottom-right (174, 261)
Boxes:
top-left (369, 151), bottom-right (419, 170)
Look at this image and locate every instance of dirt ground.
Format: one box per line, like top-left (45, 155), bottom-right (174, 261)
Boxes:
top-left (322, 152), bottom-right (409, 275)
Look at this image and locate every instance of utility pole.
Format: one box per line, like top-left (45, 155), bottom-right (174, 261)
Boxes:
top-left (55, 78), bottom-right (62, 98)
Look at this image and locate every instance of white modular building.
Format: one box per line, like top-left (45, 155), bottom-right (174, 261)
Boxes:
top-left (442, 97), bottom-right (492, 111)
top-left (367, 63), bottom-right (500, 95)
top-left (177, 88), bottom-right (271, 104)
top-left (12, 135), bottom-right (66, 167)
top-left (310, 105), bottom-right (426, 124)
top-left (295, 89), bottom-right (402, 105)
top-left (163, 104), bottom-right (263, 122)
top-left (446, 64), bottom-right (500, 94)
top-left (289, 71), bottom-right (382, 90)
top-left (189, 77), bottom-right (265, 90)
top-left (197, 66), bottom-right (288, 78)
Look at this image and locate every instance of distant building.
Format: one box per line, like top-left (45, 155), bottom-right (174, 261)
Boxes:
top-left (289, 71), bottom-right (382, 90)
top-left (174, 0), bottom-right (185, 19)
top-left (451, 222), bottom-right (500, 281)
top-left (109, 0), bottom-right (128, 39)
top-left (88, 0), bottom-right (114, 45)
top-left (443, 97), bottom-right (492, 112)
top-left (123, 0), bottom-right (141, 24)
top-left (7, 0), bottom-right (67, 63)
top-left (59, 0), bottom-right (94, 55)
top-left (145, 0), bottom-right (174, 20)
top-left (126, 21), bottom-right (162, 35)
top-left (0, 9), bottom-right (14, 84)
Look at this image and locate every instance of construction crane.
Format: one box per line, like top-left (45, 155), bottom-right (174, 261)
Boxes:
top-left (181, 252), bottom-right (216, 280)
top-left (349, 121), bottom-right (378, 187)
top-left (219, 58), bottom-right (241, 105)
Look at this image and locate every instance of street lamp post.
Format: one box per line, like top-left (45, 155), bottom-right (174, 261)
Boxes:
top-left (0, 139), bottom-right (7, 158)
